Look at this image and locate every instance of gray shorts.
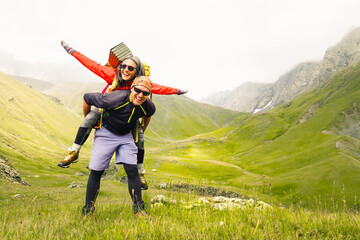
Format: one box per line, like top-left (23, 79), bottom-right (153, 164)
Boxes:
top-left (89, 127), bottom-right (138, 171)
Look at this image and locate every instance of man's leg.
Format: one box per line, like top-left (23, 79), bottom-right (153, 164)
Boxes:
top-left (123, 163), bottom-right (149, 217)
top-left (83, 169), bottom-right (104, 215)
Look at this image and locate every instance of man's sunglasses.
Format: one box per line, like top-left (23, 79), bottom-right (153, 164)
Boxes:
top-left (120, 64), bottom-right (136, 72)
top-left (133, 87), bottom-right (151, 96)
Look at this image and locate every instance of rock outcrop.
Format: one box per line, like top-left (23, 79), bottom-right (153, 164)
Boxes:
top-left (0, 157), bottom-right (30, 185)
top-left (150, 194), bottom-right (271, 210)
top-left (202, 27), bottom-right (360, 113)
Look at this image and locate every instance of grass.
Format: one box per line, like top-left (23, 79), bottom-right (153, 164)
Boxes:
top-left (2, 62), bottom-right (360, 238)
top-left (1, 178), bottom-right (359, 239)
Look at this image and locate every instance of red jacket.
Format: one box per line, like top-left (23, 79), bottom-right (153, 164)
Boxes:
top-left (72, 51), bottom-right (178, 95)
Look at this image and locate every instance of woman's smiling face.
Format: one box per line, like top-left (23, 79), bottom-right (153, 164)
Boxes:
top-left (120, 59), bottom-right (137, 81)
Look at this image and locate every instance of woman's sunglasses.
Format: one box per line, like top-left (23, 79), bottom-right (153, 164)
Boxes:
top-left (133, 87), bottom-right (151, 96)
top-left (120, 64), bottom-right (136, 72)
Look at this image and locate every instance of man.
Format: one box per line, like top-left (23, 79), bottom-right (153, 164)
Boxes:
top-left (58, 41), bottom-right (187, 191)
top-left (82, 76), bottom-right (155, 217)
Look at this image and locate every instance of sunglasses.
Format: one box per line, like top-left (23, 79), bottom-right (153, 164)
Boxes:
top-left (133, 86), bottom-right (151, 96)
top-left (120, 64), bottom-right (136, 72)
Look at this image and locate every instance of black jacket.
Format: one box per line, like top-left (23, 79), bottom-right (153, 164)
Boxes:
top-left (84, 90), bottom-right (155, 135)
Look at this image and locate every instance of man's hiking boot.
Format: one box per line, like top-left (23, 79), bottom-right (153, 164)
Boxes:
top-left (82, 205), bottom-right (95, 216)
top-left (134, 201), bottom-right (150, 219)
top-left (139, 170), bottom-right (148, 190)
top-left (57, 149), bottom-right (79, 168)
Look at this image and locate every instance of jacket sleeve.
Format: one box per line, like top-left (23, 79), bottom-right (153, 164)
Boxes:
top-left (72, 51), bottom-right (117, 85)
top-left (151, 82), bottom-right (178, 95)
top-left (84, 92), bottom-right (118, 110)
top-left (84, 93), bottom-right (108, 109)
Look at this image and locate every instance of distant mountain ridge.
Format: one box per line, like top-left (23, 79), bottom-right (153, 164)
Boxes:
top-left (202, 27), bottom-right (360, 113)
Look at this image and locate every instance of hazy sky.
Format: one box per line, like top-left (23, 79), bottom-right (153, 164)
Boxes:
top-left (1, 0), bottom-right (360, 100)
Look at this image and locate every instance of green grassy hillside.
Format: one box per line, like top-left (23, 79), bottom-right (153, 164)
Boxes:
top-left (3, 65), bottom-right (360, 210)
top-left (13, 75), bottom-right (241, 141)
top-left (1, 69), bottom-right (360, 238)
top-left (0, 72), bottom-right (93, 180)
top-left (0, 72), bottom-right (242, 190)
top-left (228, 63), bottom-right (360, 207)
top-left (43, 81), bottom-right (105, 114)
top-left (146, 95), bottom-right (243, 143)
top-left (153, 63), bottom-right (360, 208)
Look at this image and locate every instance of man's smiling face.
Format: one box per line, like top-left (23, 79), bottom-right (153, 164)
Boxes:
top-left (131, 85), bottom-right (150, 105)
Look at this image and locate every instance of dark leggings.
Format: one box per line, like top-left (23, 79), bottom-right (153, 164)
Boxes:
top-left (74, 127), bottom-right (92, 146)
top-left (123, 164), bottom-right (142, 203)
top-left (85, 164), bottom-right (142, 207)
top-left (85, 169), bottom-right (104, 206)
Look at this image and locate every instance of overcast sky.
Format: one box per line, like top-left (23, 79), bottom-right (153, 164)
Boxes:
top-left (1, 0), bottom-right (360, 100)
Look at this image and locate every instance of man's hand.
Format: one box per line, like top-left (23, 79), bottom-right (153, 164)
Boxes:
top-left (61, 40), bottom-right (76, 55)
top-left (94, 121), bottom-right (101, 129)
top-left (142, 117), bottom-right (151, 132)
top-left (177, 89), bottom-right (188, 95)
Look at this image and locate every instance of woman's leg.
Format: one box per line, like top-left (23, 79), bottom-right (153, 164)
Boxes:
top-left (58, 108), bottom-right (100, 168)
top-left (133, 123), bottom-right (148, 190)
top-left (73, 108), bottom-right (101, 149)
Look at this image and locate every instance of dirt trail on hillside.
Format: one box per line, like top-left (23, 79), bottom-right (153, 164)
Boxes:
top-left (202, 159), bottom-right (266, 178)
top-left (200, 159), bottom-right (270, 184)
top-left (202, 159), bottom-right (244, 171)
top-left (338, 152), bottom-right (360, 166)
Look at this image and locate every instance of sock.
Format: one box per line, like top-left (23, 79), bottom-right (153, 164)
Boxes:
top-left (71, 143), bottom-right (81, 151)
top-left (137, 163), bottom-right (143, 172)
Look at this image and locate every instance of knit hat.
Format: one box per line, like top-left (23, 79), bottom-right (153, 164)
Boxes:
top-left (131, 76), bottom-right (152, 92)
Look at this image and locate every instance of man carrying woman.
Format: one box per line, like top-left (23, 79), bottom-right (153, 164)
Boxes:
top-left (82, 76), bottom-right (155, 217)
top-left (57, 40), bottom-right (188, 189)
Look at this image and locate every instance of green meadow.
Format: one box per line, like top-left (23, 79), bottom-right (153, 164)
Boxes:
top-left (1, 62), bottom-right (360, 239)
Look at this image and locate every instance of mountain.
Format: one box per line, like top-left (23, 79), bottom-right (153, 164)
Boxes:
top-left (11, 75), bottom-right (242, 141)
top-left (0, 72), bottom-right (241, 174)
top-left (203, 27), bottom-right (360, 113)
top-left (182, 61), bottom-right (360, 207)
top-left (0, 72), bottom-right (89, 177)
top-left (147, 95), bottom-right (243, 143)
top-left (2, 39), bottom-right (360, 209)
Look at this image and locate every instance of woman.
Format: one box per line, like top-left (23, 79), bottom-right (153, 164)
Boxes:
top-left (58, 41), bottom-right (188, 189)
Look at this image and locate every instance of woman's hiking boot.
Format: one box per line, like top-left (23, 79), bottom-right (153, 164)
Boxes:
top-left (134, 201), bottom-right (150, 219)
top-left (57, 149), bottom-right (79, 168)
top-left (139, 169), bottom-right (148, 190)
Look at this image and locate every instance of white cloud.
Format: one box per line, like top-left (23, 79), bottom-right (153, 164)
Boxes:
top-left (1, 0), bottom-right (360, 100)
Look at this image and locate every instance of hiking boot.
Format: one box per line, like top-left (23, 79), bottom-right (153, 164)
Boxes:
top-left (134, 201), bottom-right (150, 219)
top-left (139, 170), bottom-right (148, 190)
top-left (57, 149), bottom-right (79, 168)
top-left (82, 205), bottom-right (95, 216)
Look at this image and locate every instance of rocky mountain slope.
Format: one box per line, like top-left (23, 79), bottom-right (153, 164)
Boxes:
top-left (203, 27), bottom-right (360, 113)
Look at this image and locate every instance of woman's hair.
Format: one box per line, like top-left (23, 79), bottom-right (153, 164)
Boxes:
top-left (116, 56), bottom-right (145, 86)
